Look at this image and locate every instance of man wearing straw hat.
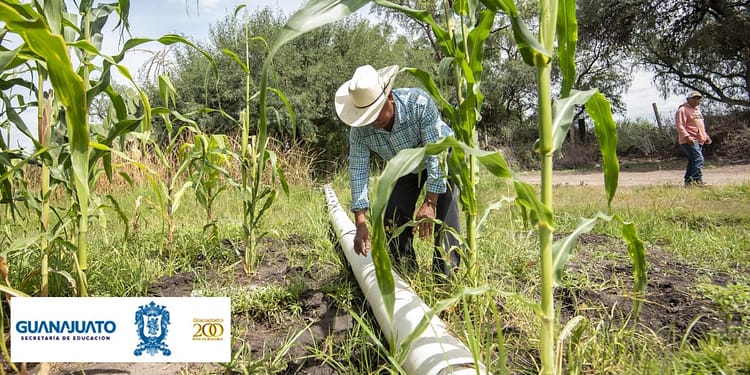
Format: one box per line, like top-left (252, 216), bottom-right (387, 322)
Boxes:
top-left (675, 90), bottom-right (712, 187)
top-left (335, 64), bottom-right (460, 279)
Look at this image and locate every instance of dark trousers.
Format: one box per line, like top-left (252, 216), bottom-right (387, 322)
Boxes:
top-left (384, 171), bottom-right (461, 275)
top-left (681, 142), bottom-right (704, 183)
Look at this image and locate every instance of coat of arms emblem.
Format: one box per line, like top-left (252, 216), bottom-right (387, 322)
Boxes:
top-left (134, 301), bottom-right (172, 356)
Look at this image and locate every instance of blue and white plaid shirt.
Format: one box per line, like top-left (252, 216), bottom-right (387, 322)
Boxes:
top-left (348, 87), bottom-right (454, 212)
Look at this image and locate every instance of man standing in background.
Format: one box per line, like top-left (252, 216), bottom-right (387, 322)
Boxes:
top-left (675, 91), bottom-right (712, 187)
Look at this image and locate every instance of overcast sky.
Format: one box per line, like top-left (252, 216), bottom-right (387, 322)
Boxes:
top-left (3, 0), bottom-right (682, 151)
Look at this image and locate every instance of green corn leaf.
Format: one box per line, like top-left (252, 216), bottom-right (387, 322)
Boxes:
top-left (42, 0), bottom-right (65, 34)
top-left (159, 74), bottom-right (177, 108)
top-left (261, 0), bottom-right (370, 150)
top-left (2, 97), bottom-right (42, 150)
top-left (104, 194), bottom-right (130, 240)
top-left (550, 89), bottom-right (597, 153)
top-left (617, 217), bottom-right (647, 317)
top-left (233, 4), bottom-right (246, 18)
top-left (9, 234), bottom-right (41, 253)
top-left (112, 0), bottom-right (131, 32)
top-left (466, 9), bottom-right (495, 81)
top-left (79, 0), bottom-right (93, 14)
top-left (221, 48), bottom-right (249, 74)
top-left (268, 0), bottom-right (369, 59)
top-left (402, 67), bottom-right (458, 125)
top-left (479, 0), bottom-right (551, 67)
top-left (551, 213), bottom-right (646, 318)
top-left (0, 45), bottom-right (22, 71)
top-left (266, 150), bottom-right (289, 194)
top-left (585, 92), bottom-right (619, 208)
top-left (373, 0), bottom-right (454, 56)
top-left (171, 181), bottom-right (193, 214)
top-left (556, 0), bottom-right (577, 98)
top-left (267, 87), bottom-right (296, 142)
top-left (551, 213), bottom-right (609, 285)
top-left (512, 179), bottom-right (554, 229)
top-left (0, 284), bottom-right (29, 298)
top-left (477, 197), bottom-right (515, 236)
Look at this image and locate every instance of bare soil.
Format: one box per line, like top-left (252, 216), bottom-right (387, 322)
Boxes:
top-left (518, 159), bottom-right (750, 187)
top-left (27, 162), bottom-right (750, 375)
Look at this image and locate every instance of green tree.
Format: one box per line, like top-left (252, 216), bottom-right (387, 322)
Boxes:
top-left (159, 6), bottom-right (433, 164)
top-left (578, 0), bottom-right (750, 108)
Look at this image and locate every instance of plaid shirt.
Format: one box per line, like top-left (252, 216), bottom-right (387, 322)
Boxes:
top-left (348, 87), bottom-right (454, 212)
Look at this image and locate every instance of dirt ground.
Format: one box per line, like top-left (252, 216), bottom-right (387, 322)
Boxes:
top-left (26, 161), bottom-right (750, 375)
top-left (518, 159), bottom-right (750, 187)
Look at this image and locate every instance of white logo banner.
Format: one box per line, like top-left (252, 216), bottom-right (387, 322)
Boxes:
top-left (11, 297), bottom-right (231, 363)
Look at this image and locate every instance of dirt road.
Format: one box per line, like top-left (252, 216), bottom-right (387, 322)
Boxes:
top-left (518, 162), bottom-right (750, 187)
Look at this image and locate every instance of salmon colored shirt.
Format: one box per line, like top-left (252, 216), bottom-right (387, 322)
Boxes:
top-left (675, 102), bottom-right (708, 145)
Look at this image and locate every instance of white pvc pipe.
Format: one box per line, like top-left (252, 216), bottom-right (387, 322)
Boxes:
top-left (323, 185), bottom-right (490, 375)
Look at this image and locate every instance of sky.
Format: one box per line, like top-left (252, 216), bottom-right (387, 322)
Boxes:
top-left (3, 0), bottom-right (683, 151)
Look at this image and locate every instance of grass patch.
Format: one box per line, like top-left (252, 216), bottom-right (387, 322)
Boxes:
top-left (2, 167), bottom-right (749, 373)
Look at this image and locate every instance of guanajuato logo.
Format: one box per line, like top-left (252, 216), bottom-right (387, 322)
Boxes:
top-left (133, 301), bottom-right (172, 357)
top-left (15, 319), bottom-right (116, 341)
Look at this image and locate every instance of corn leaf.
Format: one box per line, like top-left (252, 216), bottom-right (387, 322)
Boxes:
top-left (171, 181), bottom-right (193, 214)
top-left (550, 89), bottom-right (597, 153)
top-left (556, 0), bottom-right (577, 97)
top-left (551, 212), bottom-right (646, 317)
top-left (512, 179), bottom-right (554, 229)
top-left (402, 67), bottom-right (458, 125)
top-left (618, 218), bottom-right (647, 317)
top-left (551, 213), bottom-right (608, 285)
top-left (0, 45), bottom-right (22, 71)
top-left (373, 0), bottom-right (454, 56)
top-left (479, 0), bottom-right (551, 66)
top-left (585, 92), bottom-right (619, 208)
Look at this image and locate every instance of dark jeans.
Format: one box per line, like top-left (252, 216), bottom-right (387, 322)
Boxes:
top-left (681, 142), bottom-right (704, 184)
top-left (384, 171), bottom-right (461, 276)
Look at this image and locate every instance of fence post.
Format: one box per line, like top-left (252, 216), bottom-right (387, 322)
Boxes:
top-left (652, 102), bottom-right (663, 130)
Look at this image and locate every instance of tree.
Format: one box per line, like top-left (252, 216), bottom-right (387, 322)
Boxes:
top-left (646, 0), bottom-right (749, 108)
top-left (157, 6), bottom-right (434, 164)
top-left (577, 0), bottom-right (750, 109)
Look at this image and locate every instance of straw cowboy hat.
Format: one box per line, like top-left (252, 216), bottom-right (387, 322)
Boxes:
top-left (335, 65), bottom-right (399, 127)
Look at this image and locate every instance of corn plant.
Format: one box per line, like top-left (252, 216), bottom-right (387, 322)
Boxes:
top-left (184, 133), bottom-right (233, 229)
top-left (133, 74), bottom-right (209, 250)
top-left (223, 3), bottom-right (291, 274)
top-left (269, 0), bottom-right (646, 373)
top-left (0, 0), bottom-right (214, 296)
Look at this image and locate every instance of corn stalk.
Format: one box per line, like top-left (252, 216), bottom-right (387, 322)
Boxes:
top-left (224, 3), bottom-right (291, 274)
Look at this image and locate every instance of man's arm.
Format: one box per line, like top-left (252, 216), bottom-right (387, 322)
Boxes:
top-left (349, 131), bottom-right (371, 212)
top-left (349, 130), bottom-right (372, 256)
top-left (675, 106), bottom-right (694, 143)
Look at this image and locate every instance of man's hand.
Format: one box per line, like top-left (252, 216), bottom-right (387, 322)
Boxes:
top-left (414, 193), bottom-right (438, 240)
top-left (352, 208), bottom-right (371, 257)
top-left (354, 222), bottom-right (371, 255)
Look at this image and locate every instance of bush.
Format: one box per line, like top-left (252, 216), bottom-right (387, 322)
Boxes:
top-left (615, 118), bottom-right (674, 157)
